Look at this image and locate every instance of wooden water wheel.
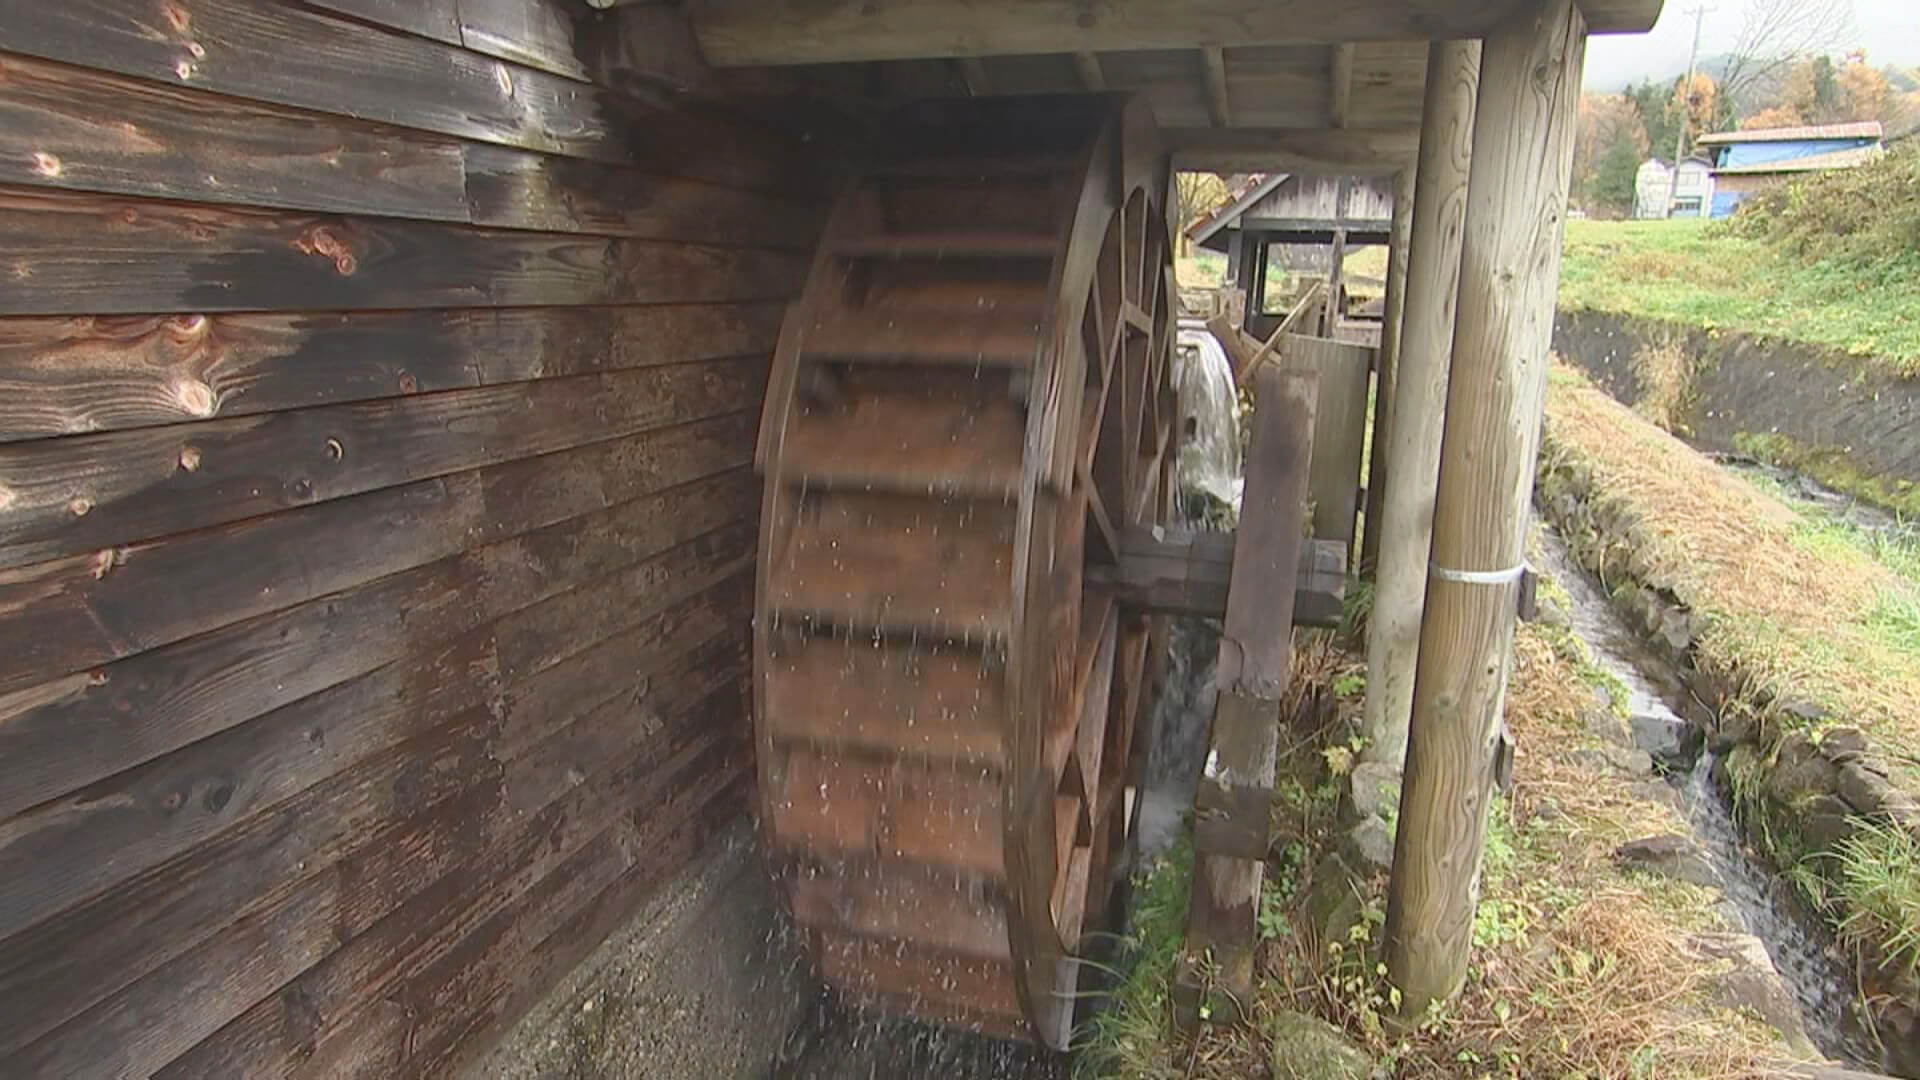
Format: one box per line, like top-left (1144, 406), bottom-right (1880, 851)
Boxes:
top-left (753, 96), bottom-right (1179, 1048)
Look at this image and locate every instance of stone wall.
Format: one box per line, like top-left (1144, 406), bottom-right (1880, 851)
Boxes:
top-left (1535, 434), bottom-right (1920, 1074)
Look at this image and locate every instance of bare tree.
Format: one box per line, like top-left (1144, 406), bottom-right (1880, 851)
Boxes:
top-left (1717, 0), bottom-right (1855, 120)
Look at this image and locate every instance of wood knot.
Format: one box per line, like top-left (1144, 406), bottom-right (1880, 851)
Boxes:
top-left (31, 152), bottom-right (60, 178)
top-left (324, 437), bottom-right (345, 462)
top-left (166, 313), bottom-right (209, 339)
top-left (174, 59), bottom-right (195, 81)
top-left (397, 373), bottom-right (418, 393)
top-left (294, 226), bottom-right (358, 276)
top-left (90, 549), bottom-right (115, 580)
top-left (493, 62), bottom-right (514, 96)
top-left (67, 495), bottom-right (92, 517)
top-left (179, 445), bottom-right (202, 471)
top-left (174, 381), bottom-right (216, 417)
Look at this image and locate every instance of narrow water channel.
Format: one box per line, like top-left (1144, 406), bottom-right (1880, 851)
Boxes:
top-left (1531, 521), bottom-right (1881, 1068)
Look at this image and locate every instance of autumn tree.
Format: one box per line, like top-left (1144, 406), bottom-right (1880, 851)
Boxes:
top-left (1670, 72), bottom-right (1719, 156)
top-left (1174, 171), bottom-right (1228, 256)
top-left (1573, 93), bottom-right (1651, 205)
top-left (1836, 51), bottom-right (1892, 124)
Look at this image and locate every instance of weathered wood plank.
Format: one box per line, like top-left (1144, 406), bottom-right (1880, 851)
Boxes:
top-left (0, 0), bottom-right (627, 161)
top-left (376, 763), bottom-right (753, 1079)
top-left (455, 0), bottom-right (590, 81)
top-left (1090, 529), bottom-right (1346, 628)
top-left (0, 52), bottom-right (469, 221)
top-left (0, 535), bottom-right (749, 954)
top-left (0, 356), bottom-right (765, 572)
top-left (0, 704), bottom-right (503, 1062)
top-left (0, 303), bottom-right (784, 441)
top-left (0, 187), bottom-right (809, 317)
top-left (0, 610), bottom-right (742, 1064)
top-left (14, 655), bottom-right (748, 1078)
top-left (303, 0), bottom-right (463, 44)
top-left (153, 679), bottom-right (748, 1080)
top-left (1177, 364), bottom-right (1318, 1027)
top-left (0, 464), bottom-right (757, 821)
top-left (461, 143), bottom-right (822, 248)
top-left (0, 411), bottom-right (754, 686)
top-left (687, 0), bottom-right (1647, 63)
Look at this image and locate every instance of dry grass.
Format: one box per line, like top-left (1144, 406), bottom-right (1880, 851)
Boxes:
top-left (1083, 622), bottom-right (1794, 1079)
top-left (1542, 368), bottom-right (1920, 795)
top-left (1284, 622), bottom-right (1788, 1079)
top-left (1629, 338), bottom-right (1695, 433)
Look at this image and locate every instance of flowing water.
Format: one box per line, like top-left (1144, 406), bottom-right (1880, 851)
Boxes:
top-left (1532, 522), bottom-right (1881, 1067)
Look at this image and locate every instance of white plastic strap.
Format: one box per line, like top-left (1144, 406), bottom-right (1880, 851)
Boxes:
top-left (1429, 561), bottom-right (1528, 586)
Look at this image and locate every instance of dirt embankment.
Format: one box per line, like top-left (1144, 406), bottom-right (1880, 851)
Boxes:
top-left (1552, 309), bottom-right (1920, 516)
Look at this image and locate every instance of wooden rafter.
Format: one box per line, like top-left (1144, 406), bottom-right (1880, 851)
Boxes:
top-left (686, 0), bottom-right (1664, 66)
top-left (957, 56), bottom-right (992, 95)
top-left (1200, 47), bottom-right (1230, 127)
top-left (1328, 43), bottom-right (1354, 128)
top-left (1167, 126), bottom-right (1417, 175)
top-left (1073, 51), bottom-right (1105, 90)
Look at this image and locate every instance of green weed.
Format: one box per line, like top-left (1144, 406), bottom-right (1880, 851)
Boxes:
top-left (1835, 820), bottom-right (1920, 981)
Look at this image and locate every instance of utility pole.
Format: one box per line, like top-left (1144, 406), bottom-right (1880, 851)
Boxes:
top-left (1666, 4), bottom-right (1710, 217)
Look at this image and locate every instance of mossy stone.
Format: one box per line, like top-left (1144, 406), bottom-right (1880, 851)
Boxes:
top-left (1264, 1009), bottom-right (1371, 1080)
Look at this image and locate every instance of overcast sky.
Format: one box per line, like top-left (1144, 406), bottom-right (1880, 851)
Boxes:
top-left (1584, 0), bottom-right (1920, 90)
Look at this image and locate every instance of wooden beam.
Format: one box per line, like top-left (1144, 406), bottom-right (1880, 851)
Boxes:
top-left (1167, 126), bottom-right (1418, 176)
top-left (1385, 0), bottom-right (1586, 1019)
top-left (1329, 43), bottom-right (1354, 128)
top-left (956, 56), bottom-right (992, 95)
top-left (686, 0), bottom-right (1662, 65)
top-left (1086, 528), bottom-right (1345, 627)
top-left (1201, 47), bottom-right (1230, 128)
top-left (1360, 41), bottom-right (1478, 772)
top-left (581, 3), bottom-right (714, 95)
top-left (1172, 362), bottom-right (1317, 1030)
top-left (1073, 51), bottom-right (1105, 90)
top-left (1359, 167), bottom-right (1413, 573)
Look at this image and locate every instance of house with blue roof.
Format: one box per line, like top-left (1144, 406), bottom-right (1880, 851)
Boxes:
top-left (1698, 121), bottom-right (1885, 218)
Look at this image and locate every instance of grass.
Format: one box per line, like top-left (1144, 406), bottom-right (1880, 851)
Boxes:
top-left (1836, 821), bottom-right (1920, 982)
top-left (1557, 218), bottom-right (1920, 376)
top-left (1074, 623), bottom-right (1796, 1079)
top-left (1541, 369), bottom-right (1920, 796)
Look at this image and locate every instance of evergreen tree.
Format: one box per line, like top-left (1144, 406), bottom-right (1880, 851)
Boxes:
top-left (1592, 140), bottom-right (1642, 215)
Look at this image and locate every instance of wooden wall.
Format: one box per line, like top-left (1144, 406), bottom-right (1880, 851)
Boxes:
top-left (0, 1), bottom-right (828, 1075)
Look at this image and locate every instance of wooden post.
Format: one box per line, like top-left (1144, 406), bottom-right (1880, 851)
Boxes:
top-left (1322, 224), bottom-right (1347, 335)
top-left (1384, 0), bottom-right (1586, 1020)
top-left (1359, 40), bottom-right (1481, 769)
top-left (1358, 167), bottom-right (1415, 573)
top-left (1173, 363), bottom-right (1318, 1029)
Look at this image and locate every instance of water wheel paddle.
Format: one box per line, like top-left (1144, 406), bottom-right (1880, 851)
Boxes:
top-left (754, 95), bottom-right (1178, 1048)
